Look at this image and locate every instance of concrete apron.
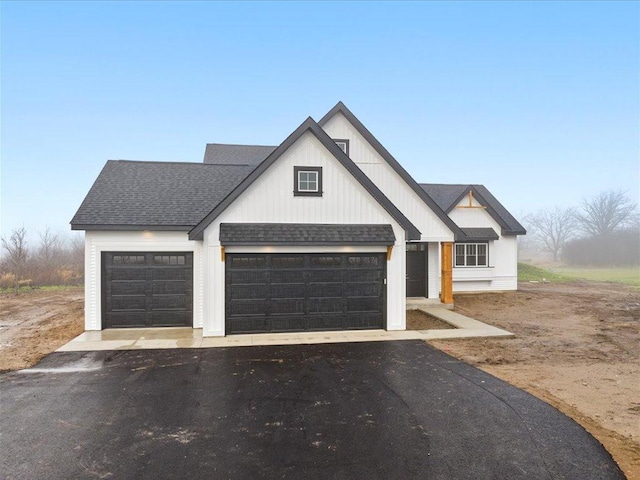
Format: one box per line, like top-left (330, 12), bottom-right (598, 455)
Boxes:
top-left (57, 308), bottom-right (513, 352)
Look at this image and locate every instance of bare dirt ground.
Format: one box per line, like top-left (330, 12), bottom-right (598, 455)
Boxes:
top-left (431, 281), bottom-right (640, 480)
top-left (407, 309), bottom-right (454, 330)
top-left (0, 287), bottom-right (84, 372)
top-left (1, 283), bottom-right (638, 478)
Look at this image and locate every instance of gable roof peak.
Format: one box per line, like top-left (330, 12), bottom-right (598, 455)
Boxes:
top-left (318, 102), bottom-right (465, 240)
top-left (189, 115), bottom-right (421, 241)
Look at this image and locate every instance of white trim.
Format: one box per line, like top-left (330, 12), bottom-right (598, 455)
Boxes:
top-left (84, 231), bottom-right (203, 331)
top-left (225, 245), bottom-right (387, 254)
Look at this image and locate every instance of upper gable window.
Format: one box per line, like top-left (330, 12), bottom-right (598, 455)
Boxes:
top-left (294, 166), bottom-right (323, 197)
top-left (333, 139), bottom-right (349, 156)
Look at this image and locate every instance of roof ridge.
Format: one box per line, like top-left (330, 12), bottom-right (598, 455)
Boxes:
top-left (205, 142), bottom-right (277, 148)
top-left (419, 182), bottom-right (473, 187)
top-left (110, 159), bottom-right (253, 167)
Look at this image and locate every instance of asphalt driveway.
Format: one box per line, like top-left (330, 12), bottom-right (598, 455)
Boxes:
top-left (0, 341), bottom-right (624, 480)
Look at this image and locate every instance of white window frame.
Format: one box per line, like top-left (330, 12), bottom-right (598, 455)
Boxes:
top-left (297, 170), bottom-right (319, 192)
top-left (454, 243), bottom-right (488, 267)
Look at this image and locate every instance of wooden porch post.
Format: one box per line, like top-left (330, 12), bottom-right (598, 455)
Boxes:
top-left (440, 242), bottom-right (453, 304)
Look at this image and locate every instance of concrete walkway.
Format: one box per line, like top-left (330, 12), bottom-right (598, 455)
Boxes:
top-left (57, 308), bottom-right (513, 352)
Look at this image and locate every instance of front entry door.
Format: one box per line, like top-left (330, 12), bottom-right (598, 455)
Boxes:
top-left (406, 246), bottom-right (426, 297)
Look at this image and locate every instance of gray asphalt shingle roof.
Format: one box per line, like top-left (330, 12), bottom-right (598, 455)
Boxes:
top-left (460, 228), bottom-right (500, 241)
top-left (219, 223), bottom-right (396, 245)
top-left (420, 184), bottom-right (526, 235)
top-left (71, 160), bottom-right (254, 229)
top-left (203, 143), bottom-right (276, 165)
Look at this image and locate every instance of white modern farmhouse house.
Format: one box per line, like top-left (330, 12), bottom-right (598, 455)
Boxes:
top-left (71, 102), bottom-right (525, 336)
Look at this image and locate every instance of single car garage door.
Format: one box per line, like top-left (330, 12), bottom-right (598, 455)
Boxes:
top-left (102, 252), bottom-right (193, 328)
top-left (226, 253), bottom-right (386, 334)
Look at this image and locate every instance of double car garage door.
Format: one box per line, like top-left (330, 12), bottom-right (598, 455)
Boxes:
top-left (226, 253), bottom-right (386, 334)
top-left (103, 252), bottom-right (386, 333)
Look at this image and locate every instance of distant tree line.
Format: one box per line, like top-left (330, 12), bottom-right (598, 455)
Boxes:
top-left (525, 190), bottom-right (639, 266)
top-left (0, 227), bottom-right (84, 288)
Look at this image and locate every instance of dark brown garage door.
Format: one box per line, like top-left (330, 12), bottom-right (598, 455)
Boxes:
top-left (102, 252), bottom-right (193, 328)
top-left (226, 253), bottom-right (386, 334)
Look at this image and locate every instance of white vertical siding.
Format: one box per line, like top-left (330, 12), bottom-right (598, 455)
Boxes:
top-left (202, 131), bottom-right (407, 336)
top-left (321, 113), bottom-right (454, 242)
top-left (84, 231), bottom-right (203, 330)
top-left (449, 199), bottom-right (518, 292)
top-left (427, 242), bottom-right (440, 299)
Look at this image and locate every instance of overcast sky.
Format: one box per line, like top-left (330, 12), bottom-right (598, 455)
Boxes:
top-left (2, 1), bottom-right (638, 242)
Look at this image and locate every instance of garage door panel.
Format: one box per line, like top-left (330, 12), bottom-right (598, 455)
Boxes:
top-left (270, 284), bottom-right (305, 299)
top-left (231, 317), bottom-right (268, 332)
top-left (347, 297), bottom-right (382, 313)
top-left (347, 283), bottom-right (382, 297)
top-left (229, 300), bottom-right (268, 316)
top-left (344, 314), bottom-right (383, 329)
top-left (308, 298), bottom-right (343, 314)
top-left (231, 285), bottom-right (267, 300)
top-left (150, 311), bottom-right (190, 327)
top-left (231, 271), bottom-right (268, 284)
top-left (270, 298), bottom-right (304, 315)
top-left (103, 252), bottom-right (192, 328)
top-left (111, 296), bottom-right (147, 311)
top-left (153, 268), bottom-right (190, 281)
top-left (150, 295), bottom-right (187, 310)
top-left (111, 268), bottom-right (147, 281)
top-left (111, 281), bottom-right (147, 296)
top-left (152, 281), bottom-right (187, 295)
top-left (271, 271), bottom-right (304, 284)
top-left (309, 283), bottom-right (343, 298)
top-left (266, 316), bottom-right (307, 332)
top-left (307, 270), bottom-right (342, 283)
top-left (346, 270), bottom-right (382, 283)
top-left (226, 253), bottom-right (385, 334)
top-left (109, 312), bottom-right (146, 328)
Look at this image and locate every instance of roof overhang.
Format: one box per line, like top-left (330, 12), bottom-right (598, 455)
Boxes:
top-left (70, 224), bottom-right (193, 232)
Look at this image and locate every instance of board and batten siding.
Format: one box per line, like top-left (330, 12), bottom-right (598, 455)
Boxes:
top-left (83, 231), bottom-right (204, 330)
top-left (202, 130), bottom-right (407, 337)
top-left (320, 113), bottom-right (454, 242)
top-left (448, 197), bottom-right (518, 292)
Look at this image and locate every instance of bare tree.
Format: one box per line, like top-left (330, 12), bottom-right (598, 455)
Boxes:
top-left (526, 207), bottom-right (577, 262)
top-left (1, 227), bottom-right (29, 278)
top-left (575, 190), bottom-right (638, 237)
top-left (38, 227), bottom-right (60, 264)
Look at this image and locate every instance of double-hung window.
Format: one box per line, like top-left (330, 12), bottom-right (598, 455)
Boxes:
top-left (293, 166), bottom-right (322, 197)
top-left (454, 243), bottom-right (488, 267)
